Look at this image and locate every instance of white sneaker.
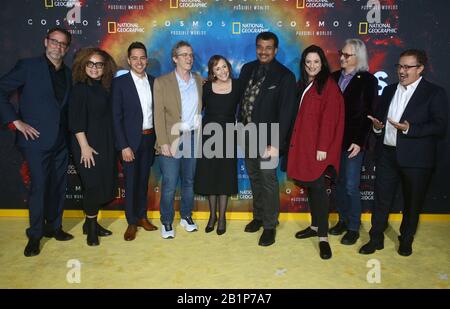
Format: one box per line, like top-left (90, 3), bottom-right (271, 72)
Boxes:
top-left (161, 223), bottom-right (175, 239)
top-left (180, 217), bottom-right (198, 232)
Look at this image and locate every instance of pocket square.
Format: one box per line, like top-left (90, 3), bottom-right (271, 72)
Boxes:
top-left (268, 85), bottom-right (277, 89)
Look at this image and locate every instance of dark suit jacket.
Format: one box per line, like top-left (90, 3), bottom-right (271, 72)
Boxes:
top-left (374, 78), bottom-right (448, 168)
top-left (238, 59), bottom-right (297, 154)
top-left (0, 56), bottom-right (72, 150)
top-left (111, 72), bottom-right (155, 152)
top-left (332, 70), bottom-right (378, 150)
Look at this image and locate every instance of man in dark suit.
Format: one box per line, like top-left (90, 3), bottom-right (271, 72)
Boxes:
top-left (239, 31), bottom-right (297, 246)
top-left (360, 49), bottom-right (448, 256)
top-left (112, 42), bottom-right (158, 241)
top-left (0, 27), bottom-right (74, 257)
top-left (330, 39), bottom-right (378, 245)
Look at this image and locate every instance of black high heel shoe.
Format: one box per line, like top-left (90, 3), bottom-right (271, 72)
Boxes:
top-left (217, 218), bottom-right (226, 235)
top-left (205, 217), bottom-right (217, 233)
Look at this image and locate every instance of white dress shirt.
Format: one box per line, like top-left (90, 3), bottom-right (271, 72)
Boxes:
top-left (130, 70), bottom-right (153, 130)
top-left (383, 77), bottom-right (422, 146)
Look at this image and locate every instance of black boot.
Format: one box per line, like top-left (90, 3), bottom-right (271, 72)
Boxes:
top-left (83, 220), bottom-right (112, 237)
top-left (96, 223), bottom-right (113, 237)
top-left (85, 217), bottom-right (99, 246)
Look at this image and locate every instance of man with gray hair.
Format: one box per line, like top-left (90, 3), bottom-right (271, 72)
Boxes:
top-left (329, 39), bottom-right (378, 245)
top-left (154, 41), bottom-right (202, 239)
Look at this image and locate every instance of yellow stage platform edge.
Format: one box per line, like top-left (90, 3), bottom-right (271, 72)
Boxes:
top-left (0, 209), bottom-right (449, 221)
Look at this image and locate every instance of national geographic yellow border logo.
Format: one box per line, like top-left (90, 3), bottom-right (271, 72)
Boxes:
top-left (359, 22), bottom-right (368, 34)
top-left (296, 0), bottom-right (305, 9)
top-left (108, 22), bottom-right (117, 34)
top-left (232, 22), bottom-right (241, 34)
top-left (44, 0), bottom-right (54, 8)
top-left (170, 0), bottom-right (179, 9)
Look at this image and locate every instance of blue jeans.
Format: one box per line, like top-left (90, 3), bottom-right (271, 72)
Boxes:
top-left (158, 133), bottom-right (197, 225)
top-left (335, 150), bottom-right (364, 231)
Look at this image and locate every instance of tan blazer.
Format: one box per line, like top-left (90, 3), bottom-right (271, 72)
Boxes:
top-left (153, 71), bottom-right (203, 153)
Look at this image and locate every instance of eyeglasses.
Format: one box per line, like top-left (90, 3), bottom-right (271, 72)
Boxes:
top-left (177, 53), bottom-right (194, 58)
top-left (338, 50), bottom-right (355, 59)
top-left (394, 64), bottom-right (421, 71)
top-left (86, 61), bottom-right (105, 69)
top-left (47, 37), bottom-right (68, 49)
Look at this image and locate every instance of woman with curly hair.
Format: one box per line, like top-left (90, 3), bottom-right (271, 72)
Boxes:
top-left (69, 47), bottom-right (118, 246)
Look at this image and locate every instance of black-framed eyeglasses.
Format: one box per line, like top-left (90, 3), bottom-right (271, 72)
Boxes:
top-left (86, 61), bottom-right (105, 69)
top-left (338, 50), bottom-right (355, 59)
top-left (47, 37), bottom-right (68, 49)
top-left (394, 64), bottom-right (421, 71)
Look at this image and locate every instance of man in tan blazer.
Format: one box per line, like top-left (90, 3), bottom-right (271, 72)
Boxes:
top-left (154, 41), bottom-right (203, 239)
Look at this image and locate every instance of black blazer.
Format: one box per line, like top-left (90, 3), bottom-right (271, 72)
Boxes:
top-left (374, 78), bottom-right (448, 168)
top-left (238, 59), bottom-right (297, 154)
top-left (111, 72), bottom-right (155, 152)
top-left (0, 56), bottom-right (72, 150)
top-left (332, 70), bottom-right (378, 150)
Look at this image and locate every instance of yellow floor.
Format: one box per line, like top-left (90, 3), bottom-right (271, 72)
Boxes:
top-left (0, 217), bottom-right (449, 288)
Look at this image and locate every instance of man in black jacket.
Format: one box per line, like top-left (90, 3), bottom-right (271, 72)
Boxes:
top-left (360, 49), bottom-right (448, 256)
top-left (330, 39), bottom-right (378, 245)
top-left (239, 32), bottom-right (297, 246)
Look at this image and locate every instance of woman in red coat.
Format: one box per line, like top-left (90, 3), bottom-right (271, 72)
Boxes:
top-left (287, 45), bottom-right (345, 259)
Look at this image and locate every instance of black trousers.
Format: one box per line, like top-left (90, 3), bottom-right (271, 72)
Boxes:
top-left (370, 145), bottom-right (433, 244)
top-left (245, 156), bottom-right (280, 229)
top-left (298, 173), bottom-right (329, 237)
top-left (82, 189), bottom-right (106, 216)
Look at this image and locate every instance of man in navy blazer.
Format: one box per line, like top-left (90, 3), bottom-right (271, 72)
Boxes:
top-left (112, 42), bottom-right (158, 241)
top-left (360, 49), bottom-right (448, 256)
top-left (0, 27), bottom-right (74, 257)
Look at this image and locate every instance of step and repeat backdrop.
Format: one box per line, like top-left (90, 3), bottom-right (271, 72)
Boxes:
top-left (0, 0), bottom-right (449, 213)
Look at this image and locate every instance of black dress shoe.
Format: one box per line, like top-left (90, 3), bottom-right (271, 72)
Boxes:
top-left (359, 241), bottom-right (384, 254)
top-left (44, 228), bottom-right (74, 241)
top-left (24, 238), bottom-right (40, 257)
top-left (244, 219), bottom-right (263, 233)
top-left (398, 242), bottom-right (413, 256)
top-left (295, 227), bottom-right (318, 239)
top-left (83, 221), bottom-right (112, 237)
top-left (258, 229), bottom-right (275, 246)
top-left (329, 221), bottom-right (347, 235)
top-left (340, 230), bottom-right (360, 245)
top-left (319, 241), bottom-right (332, 259)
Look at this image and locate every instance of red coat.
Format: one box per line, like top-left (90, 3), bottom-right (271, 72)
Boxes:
top-left (287, 77), bottom-right (345, 182)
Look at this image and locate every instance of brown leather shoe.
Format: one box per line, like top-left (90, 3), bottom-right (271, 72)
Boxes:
top-left (137, 218), bottom-right (158, 231)
top-left (124, 224), bottom-right (137, 241)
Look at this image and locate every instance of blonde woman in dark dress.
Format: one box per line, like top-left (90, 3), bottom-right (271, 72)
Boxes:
top-left (69, 48), bottom-right (118, 246)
